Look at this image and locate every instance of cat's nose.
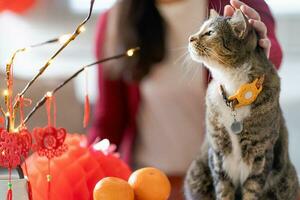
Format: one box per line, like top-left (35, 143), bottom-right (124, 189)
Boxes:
top-left (189, 36), bottom-right (197, 42)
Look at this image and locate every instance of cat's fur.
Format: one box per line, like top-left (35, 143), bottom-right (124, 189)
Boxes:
top-left (184, 9), bottom-right (299, 200)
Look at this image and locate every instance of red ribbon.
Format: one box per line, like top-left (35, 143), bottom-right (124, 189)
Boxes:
top-left (46, 95), bottom-right (56, 127)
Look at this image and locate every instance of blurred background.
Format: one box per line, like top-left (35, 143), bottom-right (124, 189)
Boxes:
top-left (0, 0), bottom-right (299, 173)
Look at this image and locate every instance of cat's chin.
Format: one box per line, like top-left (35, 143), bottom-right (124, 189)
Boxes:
top-left (188, 50), bottom-right (205, 63)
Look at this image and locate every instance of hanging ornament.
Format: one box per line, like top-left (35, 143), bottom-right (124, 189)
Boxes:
top-left (33, 126), bottom-right (67, 159)
top-left (0, 113), bottom-right (32, 200)
top-left (32, 93), bottom-right (68, 200)
top-left (0, 128), bottom-right (31, 169)
top-left (0, 129), bottom-right (21, 169)
top-left (83, 68), bottom-right (90, 128)
top-left (18, 95), bottom-right (33, 200)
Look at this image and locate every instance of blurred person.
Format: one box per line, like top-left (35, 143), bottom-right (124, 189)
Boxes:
top-left (88, 0), bottom-right (282, 199)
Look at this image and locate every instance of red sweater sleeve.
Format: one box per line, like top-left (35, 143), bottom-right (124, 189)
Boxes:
top-left (241, 0), bottom-right (283, 69)
top-left (88, 10), bottom-right (128, 146)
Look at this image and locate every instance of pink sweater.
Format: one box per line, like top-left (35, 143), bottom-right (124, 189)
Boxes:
top-left (88, 0), bottom-right (283, 164)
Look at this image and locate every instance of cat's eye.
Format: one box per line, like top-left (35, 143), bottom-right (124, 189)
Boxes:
top-left (204, 30), bottom-right (214, 36)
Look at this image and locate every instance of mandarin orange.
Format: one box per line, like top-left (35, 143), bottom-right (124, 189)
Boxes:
top-left (128, 167), bottom-right (171, 200)
top-left (93, 177), bottom-right (134, 200)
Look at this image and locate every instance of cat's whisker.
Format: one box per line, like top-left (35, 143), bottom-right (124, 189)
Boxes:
top-left (190, 64), bottom-right (202, 84)
top-left (181, 61), bottom-right (198, 83)
top-left (174, 51), bottom-right (190, 65)
top-left (170, 46), bottom-right (189, 51)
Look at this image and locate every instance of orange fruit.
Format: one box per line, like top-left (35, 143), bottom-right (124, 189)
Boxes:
top-left (128, 167), bottom-right (171, 200)
top-left (93, 177), bottom-right (134, 200)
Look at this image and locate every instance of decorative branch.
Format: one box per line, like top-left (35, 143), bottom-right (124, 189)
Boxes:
top-left (0, 106), bottom-right (5, 117)
top-left (21, 47), bottom-right (140, 125)
top-left (16, 0), bottom-right (95, 100)
top-left (5, 34), bottom-right (73, 113)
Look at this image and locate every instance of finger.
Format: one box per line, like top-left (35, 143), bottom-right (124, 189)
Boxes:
top-left (240, 4), bottom-right (261, 20)
top-left (224, 5), bottom-right (235, 17)
top-left (249, 19), bottom-right (267, 38)
top-left (230, 0), bottom-right (245, 9)
top-left (259, 39), bottom-right (271, 58)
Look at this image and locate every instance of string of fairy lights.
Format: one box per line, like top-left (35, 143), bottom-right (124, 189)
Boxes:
top-left (2, 0), bottom-right (140, 132)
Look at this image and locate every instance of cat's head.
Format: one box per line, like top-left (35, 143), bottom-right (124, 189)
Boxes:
top-left (189, 9), bottom-right (258, 69)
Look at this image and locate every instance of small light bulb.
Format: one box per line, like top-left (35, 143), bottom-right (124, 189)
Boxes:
top-left (3, 90), bottom-right (9, 96)
top-left (48, 59), bottom-right (54, 65)
top-left (126, 49), bottom-right (135, 57)
top-left (46, 92), bottom-right (52, 97)
top-left (5, 112), bottom-right (10, 117)
top-left (79, 26), bottom-right (86, 33)
top-left (58, 34), bottom-right (72, 44)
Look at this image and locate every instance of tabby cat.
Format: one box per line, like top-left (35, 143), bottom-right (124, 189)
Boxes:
top-left (184, 9), bottom-right (299, 200)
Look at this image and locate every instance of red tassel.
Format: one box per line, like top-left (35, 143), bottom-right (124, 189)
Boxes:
top-left (26, 181), bottom-right (33, 200)
top-left (6, 189), bottom-right (12, 200)
top-left (83, 68), bottom-right (90, 128)
top-left (23, 161), bottom-right (33, 200)
top-left (83, 95), bottom-right (90, 128)
top-left (47, 159), bottom-right (51, 200)
top-left (7, 168), bottom-right (12, 200)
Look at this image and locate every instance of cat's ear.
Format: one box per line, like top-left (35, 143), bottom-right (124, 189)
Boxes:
top-left (228, 9), bottom-right (249, 39)
top-left (209, 9), bottom-right (219, 19)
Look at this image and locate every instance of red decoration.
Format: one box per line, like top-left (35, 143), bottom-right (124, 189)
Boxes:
top-left (23, 134), bottom-right (131, 200)
top-left (0, 0), bottom-right (36, 13)
top-left (6, 188), bottom-right (12, 200)
top-left (18, 129), bottom-right (32, 158)
top-left (83, 95), bottom-right (90, 128)
top-left (83, 68), bottom-right (90, 128)
top-left (0, 128), bottom-right (32, 168)
top-left (33, 126), bottom-right (67, 159)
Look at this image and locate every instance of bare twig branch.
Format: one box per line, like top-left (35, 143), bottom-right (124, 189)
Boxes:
top-left (16, 0), bottom-right (95, 99)
top-left (22, 47), bottom-right (140, 125)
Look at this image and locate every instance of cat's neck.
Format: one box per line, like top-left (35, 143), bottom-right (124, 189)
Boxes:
top-left (207, 62), bottom-right (251, 95)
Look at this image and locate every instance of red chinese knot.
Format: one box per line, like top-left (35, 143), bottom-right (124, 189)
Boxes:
top-left (0, 128), bottom-right (32, 168)
top-left (33, 126), bottom-right (67, 159)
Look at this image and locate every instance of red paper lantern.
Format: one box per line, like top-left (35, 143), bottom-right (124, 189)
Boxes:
top-left (23, 134), bottom-right (131, 200)
top-left (0, 0), bottom-right (36, 13)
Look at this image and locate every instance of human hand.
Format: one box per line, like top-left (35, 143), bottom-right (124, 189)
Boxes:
top-left (224, 0), bottom-right (271, 57)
